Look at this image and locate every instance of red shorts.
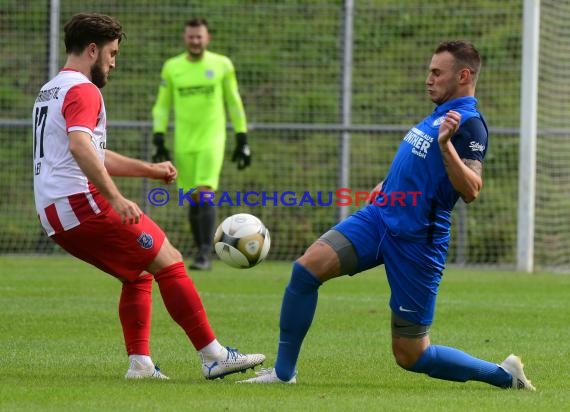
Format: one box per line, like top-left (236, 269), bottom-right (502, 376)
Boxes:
top-left (51, 202), bottom-right (166, 282)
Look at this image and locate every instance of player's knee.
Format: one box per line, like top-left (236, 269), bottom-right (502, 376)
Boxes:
top-left (391, 334), bottom-right (429, 370)
top-left (163, 243), bottom-right (183, 262)
top-left (391, 342), bottom-right (418, 370)
top-left (390, 312), bottom-right (430, 369)
top-left (147, 238), bottom-right (183, 274)
top-left (297, 230), bottom-right (358, 281)
top-left (194, 187), bottom-right (215, 205)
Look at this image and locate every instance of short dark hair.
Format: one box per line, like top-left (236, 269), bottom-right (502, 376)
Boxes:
top-left (435, 40), bottom-right (481, 83)
top-left (64, 13), bottom-right (124, 55)
top-left (185, 17), bottom-right (208, 29)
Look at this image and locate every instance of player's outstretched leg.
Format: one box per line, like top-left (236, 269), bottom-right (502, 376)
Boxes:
top-left (153, 261), bottom-right (265, 379)
top-left (409, 345), bottom-right (535, 390)
top-left (238, 262), bottom-right (321, 383)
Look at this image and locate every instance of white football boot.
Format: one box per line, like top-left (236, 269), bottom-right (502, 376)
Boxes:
top-left (237, 367), bottom-right (296, 384)
top-left (499, 354), bottom-right (535, 390)
top-left (125, 357), bottom-right (169, 380)
top-left (201, 347), bottom-right (265, 379)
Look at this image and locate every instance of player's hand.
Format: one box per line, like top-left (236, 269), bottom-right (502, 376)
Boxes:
top-left (151, 161), bottom-right (177, 184)
top-left (438, 110), bottom-right (461, 145)
top-left (109, 195), bottom-right (143, 225)
top-left (152, 132), bottom-right (171, 163)
top-left (232, 132), bottom-right (251, 170)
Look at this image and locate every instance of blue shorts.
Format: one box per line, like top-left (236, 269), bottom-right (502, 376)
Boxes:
top-left (332, 205), bottom-right (448, 325)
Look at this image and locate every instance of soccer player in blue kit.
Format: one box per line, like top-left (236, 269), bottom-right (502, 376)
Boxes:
top-left (240, 40), bottom-right (535, 390)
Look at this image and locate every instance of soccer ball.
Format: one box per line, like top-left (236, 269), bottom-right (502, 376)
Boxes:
top-left (214, 213), bottom-right (271, 268)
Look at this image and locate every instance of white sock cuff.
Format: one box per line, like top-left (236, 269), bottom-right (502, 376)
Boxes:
top-left (129, 354), bottom-right (153, 366)
top-left (199, 339), bottom-right (227, 359)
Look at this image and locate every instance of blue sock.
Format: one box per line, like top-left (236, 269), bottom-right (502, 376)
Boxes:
top-left (410, 345), bottom-right (512, 388)
top-left (274, 262), bottom-right (322, 381)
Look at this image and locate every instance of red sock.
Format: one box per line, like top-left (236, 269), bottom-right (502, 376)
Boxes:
top-left (154, 262), bottom-right (215, 350)
top-left (119, 274), bottom-right (153, 356)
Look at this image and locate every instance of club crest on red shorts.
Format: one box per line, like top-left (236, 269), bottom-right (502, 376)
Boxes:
top-left (137, 232), bottom-right (154, 249)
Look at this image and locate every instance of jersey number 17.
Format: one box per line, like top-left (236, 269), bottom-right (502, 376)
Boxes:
top-left (33, 105), bottom-right (48, 175)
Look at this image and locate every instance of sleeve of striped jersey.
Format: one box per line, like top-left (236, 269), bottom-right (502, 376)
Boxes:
top-left (62, 83), bottom-right (102, 134)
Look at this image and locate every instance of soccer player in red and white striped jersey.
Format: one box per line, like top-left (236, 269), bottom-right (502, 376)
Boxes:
top-left (32, 13), bottom-right (264, 380)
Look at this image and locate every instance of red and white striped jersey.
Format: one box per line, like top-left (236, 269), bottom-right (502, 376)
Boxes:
top-left (33, 69), bottom-right (107, 236)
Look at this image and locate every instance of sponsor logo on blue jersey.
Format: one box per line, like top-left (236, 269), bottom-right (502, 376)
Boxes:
top-left (137, 232), bottom-right (154, 249)
top-left (403, 127), bottom-right (433, 159)
top-left (469, 141), bottom-right (486, 152)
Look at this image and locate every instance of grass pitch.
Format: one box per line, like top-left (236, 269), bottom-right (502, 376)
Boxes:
top-left (1, 256), bottom-right (569, 411)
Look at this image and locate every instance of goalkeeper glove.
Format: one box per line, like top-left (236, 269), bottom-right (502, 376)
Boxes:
top-left (152, 132), bottom-right (171, 162)
top-left (231, 132), bottom-right (251, 170)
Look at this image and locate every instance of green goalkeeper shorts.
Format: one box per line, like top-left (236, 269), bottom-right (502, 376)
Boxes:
top-left (175, 148), bottom-right (224, 191)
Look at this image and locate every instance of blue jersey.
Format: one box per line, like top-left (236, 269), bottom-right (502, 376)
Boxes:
top-left (375, 96), bottom-right (488, 244)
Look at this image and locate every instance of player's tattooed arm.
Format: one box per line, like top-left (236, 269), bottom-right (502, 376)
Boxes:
top-left (453, 158), bottom-right (484, 203)
top-left (462, 158), bottom-right (483, 177)
top-left (439, 147), bottom-right (483, 202)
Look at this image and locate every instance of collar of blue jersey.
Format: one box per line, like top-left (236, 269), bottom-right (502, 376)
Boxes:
top-left (433, 96), bottom-right (478, 116)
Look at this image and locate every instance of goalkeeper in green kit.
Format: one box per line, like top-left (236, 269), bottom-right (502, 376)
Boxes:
top-left (152, 17), bottom-right (251, 270)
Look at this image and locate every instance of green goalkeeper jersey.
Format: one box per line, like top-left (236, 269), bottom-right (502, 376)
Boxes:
top-left (152, 50), bottom-right (247, 154)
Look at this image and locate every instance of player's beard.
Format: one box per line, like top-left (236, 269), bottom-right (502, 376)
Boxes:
top-left (90, 56), bottom-right (108, 88)
top-left (187, 46), bottom-right (205, 60)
